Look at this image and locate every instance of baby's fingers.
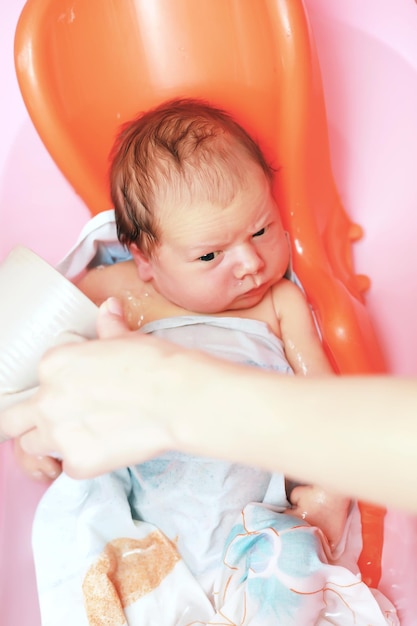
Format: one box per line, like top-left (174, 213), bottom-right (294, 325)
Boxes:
top-left (17, 423), bottom-right (58, 458)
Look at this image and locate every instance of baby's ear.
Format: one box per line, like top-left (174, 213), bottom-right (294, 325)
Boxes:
top-left (130, 244), bottom-right (154, 281)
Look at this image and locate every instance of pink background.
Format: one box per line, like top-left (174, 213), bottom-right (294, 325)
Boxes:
top-left (1, 1), bottom-right (417, 625)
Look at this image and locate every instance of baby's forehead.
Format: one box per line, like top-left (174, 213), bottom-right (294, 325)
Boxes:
top-left (157, 170), bottom-right (276, 237)
top-left (155, 149), bottom-right (269, 201)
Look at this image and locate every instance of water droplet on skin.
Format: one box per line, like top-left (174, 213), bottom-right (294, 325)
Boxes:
top-left (119, 288), bottom-right (154, 329)
top-left (287, 340), bottom-right (309, 375)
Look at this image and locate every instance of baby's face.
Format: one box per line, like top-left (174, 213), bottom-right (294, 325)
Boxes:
top-left (137, 162), bottom-right (289, 313)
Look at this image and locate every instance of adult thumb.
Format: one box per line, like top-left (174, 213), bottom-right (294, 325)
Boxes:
top-left (96, 297), bottom-right (131, 339)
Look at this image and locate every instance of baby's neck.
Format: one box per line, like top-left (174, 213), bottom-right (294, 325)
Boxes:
top-left (122, 281), bottom-right (280, 336)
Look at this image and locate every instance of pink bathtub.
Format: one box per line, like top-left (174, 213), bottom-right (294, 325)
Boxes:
top-left (1, 1), bottom-right (417, 624)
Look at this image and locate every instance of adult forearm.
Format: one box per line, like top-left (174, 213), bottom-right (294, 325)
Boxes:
top-left (1, 301), bottom-right (415, 513)
top-left (171, 361), bottom-right (416, 512)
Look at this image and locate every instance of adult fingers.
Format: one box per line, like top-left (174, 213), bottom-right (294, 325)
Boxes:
top-left (96, 297), bottom-right (132, 339)
top-left (0, 393), bottom-right (40, 442)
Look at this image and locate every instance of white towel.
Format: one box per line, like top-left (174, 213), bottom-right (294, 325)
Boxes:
top-left (33, 470), bottom-right (398, 625)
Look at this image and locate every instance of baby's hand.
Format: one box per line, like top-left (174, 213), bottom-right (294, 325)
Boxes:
top-left (14, 437), bottom-right (62, 482)
top-left (285, 484), bottom-right (350, 552)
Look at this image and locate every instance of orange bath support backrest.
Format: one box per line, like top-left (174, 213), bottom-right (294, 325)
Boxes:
top-left (14, 0), bottom-right (385, 587)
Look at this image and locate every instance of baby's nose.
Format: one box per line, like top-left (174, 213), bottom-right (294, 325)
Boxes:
top-left (232, 244), bottom-right (264, 279)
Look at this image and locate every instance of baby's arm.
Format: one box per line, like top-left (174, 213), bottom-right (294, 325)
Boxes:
top-left (272, 278), bottom-right (333, 376)
top-left (15, 261), bottom-right (140, 481)
top-left (273, 280), bottom-right (350, 550)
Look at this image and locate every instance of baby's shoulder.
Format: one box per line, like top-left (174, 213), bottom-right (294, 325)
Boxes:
top-left (271, 276), bottom-right (304, 299)
top-left (271, 278), bottom-right (309, 318)
top-left (75, 259), bottom-right (142, 306)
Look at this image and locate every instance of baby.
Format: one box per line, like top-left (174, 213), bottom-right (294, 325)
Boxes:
top-left (17, 98), bottom-right (349, 552)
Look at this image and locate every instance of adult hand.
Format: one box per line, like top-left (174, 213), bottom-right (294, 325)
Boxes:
top-left (0, 298), bottom-right (180, 477)
top-left (2, 297), bottom-right (416, 512)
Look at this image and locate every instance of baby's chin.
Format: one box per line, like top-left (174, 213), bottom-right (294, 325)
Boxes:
top-left (230, 284), bottom-right (270, 309)
top-left (176, 286), bottom-right (269, 315)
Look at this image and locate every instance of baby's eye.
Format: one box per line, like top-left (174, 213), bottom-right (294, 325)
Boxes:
top-left (252, 226), bottom-right (266, 238)
top-left (199, 251), bottom-right (219, 262)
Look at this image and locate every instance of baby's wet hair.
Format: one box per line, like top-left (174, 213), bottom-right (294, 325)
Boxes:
top-left (110, 98), bottom-right (273, 256)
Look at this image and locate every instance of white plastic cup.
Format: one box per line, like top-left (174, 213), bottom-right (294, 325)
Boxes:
top-left (0, 246), bottom-right (98, 436)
